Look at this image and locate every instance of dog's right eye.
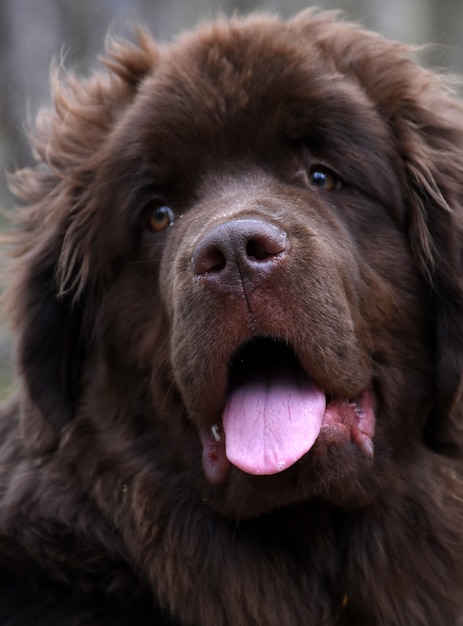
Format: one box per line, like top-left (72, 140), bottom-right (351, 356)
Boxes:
top-left (308, 165), bottom-right (341, 191)
top-left (147, 205), bottom-right (175, 233)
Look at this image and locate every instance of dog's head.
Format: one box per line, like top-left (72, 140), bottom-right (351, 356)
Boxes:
top-left (8, 11), bottom-right (463, 517)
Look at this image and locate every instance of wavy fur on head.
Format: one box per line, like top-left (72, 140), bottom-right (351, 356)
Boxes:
top-left (2, 9), bottom-right (463, 626)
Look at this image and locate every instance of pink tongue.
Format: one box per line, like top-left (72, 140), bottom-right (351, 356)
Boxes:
top-left (222, 364), bottom-right (326, 475)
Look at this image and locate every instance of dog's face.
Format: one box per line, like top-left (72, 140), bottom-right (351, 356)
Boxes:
top-left (10, 12), bottom-right (463, 519)
top-left (110, 20), bottom-right (432, 517)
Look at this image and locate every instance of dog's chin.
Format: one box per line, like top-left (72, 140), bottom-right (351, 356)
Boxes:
top-left (202, 442), bottom-right (375, 520)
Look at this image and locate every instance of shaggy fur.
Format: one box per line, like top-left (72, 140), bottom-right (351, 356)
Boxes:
top-left (2, 9), bottom-right (463, 625)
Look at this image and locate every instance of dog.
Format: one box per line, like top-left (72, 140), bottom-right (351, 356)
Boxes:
top-left (2, 9), bottom-right (463, 625)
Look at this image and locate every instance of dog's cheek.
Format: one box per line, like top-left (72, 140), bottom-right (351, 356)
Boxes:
top-left (92, 269), bottom-right (165, 368)
top-left (157, 228), bottom-right (185, 322)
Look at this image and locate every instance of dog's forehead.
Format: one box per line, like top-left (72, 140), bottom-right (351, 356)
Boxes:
top-left (102, 17), bottom-right (399, 212)
top-left (134, 19), bottom-right (341, 134)
top-left (164, 16), bottom-right (317, 85)
top-left (126, 23), bottom-right (386, 161)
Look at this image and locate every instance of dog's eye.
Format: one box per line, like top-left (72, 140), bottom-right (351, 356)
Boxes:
top-left (147, 205), bottom-right (175, 232)
top-left (308, 165), bottom-right (340, 191)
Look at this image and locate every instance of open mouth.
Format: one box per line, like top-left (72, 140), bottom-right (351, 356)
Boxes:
top-left (227, 338), bottom-right (307, 390)
top-left (200, 338), bottom-right (375, 485)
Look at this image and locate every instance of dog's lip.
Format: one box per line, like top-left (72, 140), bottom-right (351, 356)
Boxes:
top-left (199, 339), bottom-right (376, 485)
top-left (319, 389), bottom-right (375, 458)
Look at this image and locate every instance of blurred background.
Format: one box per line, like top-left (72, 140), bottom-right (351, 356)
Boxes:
top-left (0, 0), bottom-right (462, 395)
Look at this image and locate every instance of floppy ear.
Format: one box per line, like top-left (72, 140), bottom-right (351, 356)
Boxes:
top-left (6, 31), bottom-right (159, 452)
top-left (13, 239), bottom-right (89, 453)
top-left (294, 10), bottom-right (463, 449)
top-left (399, 101), bottom-right (463, 451)
top-left (344, 24), bottom-right (463, 449)
top-left (359, 42), bottom-right (463, 450)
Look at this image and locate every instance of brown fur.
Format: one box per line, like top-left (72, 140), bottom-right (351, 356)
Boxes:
top-left (2, 9), bottom-right (463, 625)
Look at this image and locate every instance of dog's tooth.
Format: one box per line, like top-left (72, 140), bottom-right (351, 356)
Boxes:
top-left (360, 438), bottom-right (374, 458)
top-left (211, 424), bottom-right (222, 442)
top-left (350, 401), bottom-right (365, 419)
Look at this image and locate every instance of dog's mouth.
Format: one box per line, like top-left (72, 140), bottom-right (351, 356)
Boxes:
top-left (199, 338), bottom-right (375, 485)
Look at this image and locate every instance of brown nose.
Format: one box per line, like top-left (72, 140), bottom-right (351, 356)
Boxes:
top-left (191, 219), bottom-right (288, 292)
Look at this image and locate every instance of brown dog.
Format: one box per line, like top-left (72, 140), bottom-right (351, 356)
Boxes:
top-left (2, 9), bottom-right (463, 625)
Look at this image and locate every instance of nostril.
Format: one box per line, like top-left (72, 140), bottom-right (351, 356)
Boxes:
top-left (201, 248), bottom-right (226, 273)
top-left (246, 237), bottom-right (276, 261)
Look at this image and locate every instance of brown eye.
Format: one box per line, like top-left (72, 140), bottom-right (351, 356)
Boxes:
top-left (308, 165), bottom-right (339, 191)
top-left (147, 205), bottom-right (174, 232)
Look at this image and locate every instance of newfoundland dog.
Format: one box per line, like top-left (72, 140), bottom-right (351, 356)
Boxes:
top-left (2, 8), bottom-right (463, 626)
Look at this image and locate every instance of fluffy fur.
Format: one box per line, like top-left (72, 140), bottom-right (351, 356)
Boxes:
top-left (2, 9), bottom-right (463, 625)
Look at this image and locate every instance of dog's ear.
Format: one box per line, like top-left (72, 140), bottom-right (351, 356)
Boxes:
top-left (295, 11), bottom-right (463, 450)
top-left (342, 27), bottom-right (463, 450)
top-left (12, 238), bottom-right (90, 453)
top-left (352, 42), bottom-right (463, 451)
top-left (6, 30), bottom-right (159, 452)
top-left (398, 99), bottom-right (463, 451)
top-left (363, 45), bottom-right (463, 450)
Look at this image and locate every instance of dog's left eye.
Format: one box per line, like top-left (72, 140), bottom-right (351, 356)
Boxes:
top-left (147, 205), bottom-right (175, 232)
top-left (308, 165), bottom-right (340, 191)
